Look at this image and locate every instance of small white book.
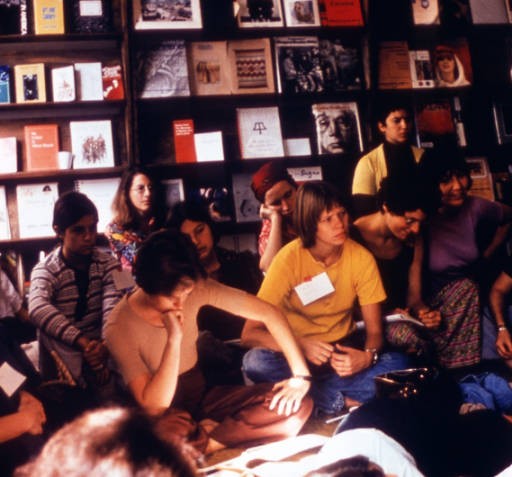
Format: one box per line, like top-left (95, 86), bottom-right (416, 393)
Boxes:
top-left (0, 185), bottom-right (11, 240)
top-left (194, 131), bottom-right (224, 162)
top-left (237, 106), bottom-right (284, 159)
top-left (0, 137), bottom-right (18, 173)
top-left (356, 313), bottom-right (425, 330)
top-left (70, 120), bottom-right (115, 169)
top-left (74, 177), bottom-right (120, 232)
top-left (51, 65), bottom-right (76, 102)
top-left (16, 182), bottom-right (58, 238)
top-left (74, 62), bottom-right (103, 101)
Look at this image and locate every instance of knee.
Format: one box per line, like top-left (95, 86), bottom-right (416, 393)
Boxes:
top-left (378, 351), bottom-right (411, 371)
top-left (242, 348), bottom-right (275, 375)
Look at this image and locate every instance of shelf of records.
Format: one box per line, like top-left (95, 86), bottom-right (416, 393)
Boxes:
top-left (0, 0), bottom-right (115, 36)
top-left (0, 59), bottom-right (125, 105)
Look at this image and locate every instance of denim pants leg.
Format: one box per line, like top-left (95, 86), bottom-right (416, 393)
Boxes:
top-left (243, 347), bottom-right (410, 415)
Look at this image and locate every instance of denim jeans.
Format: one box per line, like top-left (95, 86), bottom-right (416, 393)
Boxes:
top-left (481, 305), bottom-right (512, 360)
top-left (459, 372), bottom-right (512, 413)
top-left (242, 347), bottom-right (411, 415)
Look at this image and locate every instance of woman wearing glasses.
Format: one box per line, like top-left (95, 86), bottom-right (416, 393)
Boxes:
top-left (106, 167), bottom-right (164, 272)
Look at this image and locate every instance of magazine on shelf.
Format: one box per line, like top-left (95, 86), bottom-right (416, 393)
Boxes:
top-left (74, 62), bottom-right (103, 101)
top-left (409, 50), bottom-right (435, 88)
top-left (0, 65), bottom-right (11, 104)
top-left (51, 65), bottom-right (75, 102)
top-left (0, 137), bottom-right (17, 173)
top-left (414, 98), bottom-right (456, 148)
top-left (282, 0), bottom-right (320, 27)
top-left (70, 120), bottom-right (115, 169)
top-left (70, 0), bottom-right (112, 33)
top-left (227, 38), bottom-right (275, 95)
top-left (14, 63), bottom-right (46, 104)
top-left (411, 0), bottom-right (440, 24)
top-left (378, 41), bottom-right (412, 90)
top-left (136, 40), bottom-right (190, 98)
top-left (32, 0), bottom-right (64, 35)
top-left (133, 0), bottom-right (202, 30)
top-left (231, 172), bottom-right (261, 223)
top-left (173, 119), bottom-right (196, 163)
top-left (274, 36), bottom-right (323, 94)
top-left (465, 157), bottom-right (495, 201)
top-left (0, 186), bottom-right (10, 240)
top-left (237, 0), bottom-right (284, 28)
top-left (24, 124), bottom-right (59, 171)
top-left (311, 102), bottom-right (363, 155)
top-left (320, 0), bottom-right (364, 26)
top-left (469, 0), bottom-right (508, 24)
top-left (431, 38), bottom-right (472, 88)
top-left (16, 182), bottom-right (58, 238)
top-left (0, 0), bottom-right (27, 35)
top-left (102, 63), bottom-right (125, 100)
top-left (236, 106), bottom-right (284, 159)
top-left (187, 41), bottom-right (230, 96)
top-left (74, 177), bottom-right (120, 232)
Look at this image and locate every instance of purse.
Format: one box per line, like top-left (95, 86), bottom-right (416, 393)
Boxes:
top-left (374, 367), bottom-right (439, 400)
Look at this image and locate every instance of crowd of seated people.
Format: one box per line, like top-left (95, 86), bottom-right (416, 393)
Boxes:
top-left (2, 121), bottom-right (512, 476)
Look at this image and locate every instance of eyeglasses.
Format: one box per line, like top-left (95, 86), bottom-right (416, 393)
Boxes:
top-left (131, 185), bottom-right (153, 195)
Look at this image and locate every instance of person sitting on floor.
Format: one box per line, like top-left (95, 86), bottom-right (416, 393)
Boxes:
top-left (104, 229), bottom-right (313, 455)
top-left (166, 201), bottom-right (263, 385)
top-left (241, 181), bottom-right (409, 417)
top-left (28, 192), bottom-right (122, 395)
top-left (251, 162), bottom-right (298, 272)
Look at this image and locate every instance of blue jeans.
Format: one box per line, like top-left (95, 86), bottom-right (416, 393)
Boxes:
top-left (459, 372), bottom-right (512, 413)
top-left (242, 347), bottom-right (410, 415)
top-left (481, 305), bottom-right (512, 360)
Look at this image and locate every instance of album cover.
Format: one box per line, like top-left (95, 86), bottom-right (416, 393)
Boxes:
top-left (134, 0), bottom-right (202, 30)
top-left (237, 0), bottom-right (284, 27)
top-left (318, 38), bottom-right (363, 91)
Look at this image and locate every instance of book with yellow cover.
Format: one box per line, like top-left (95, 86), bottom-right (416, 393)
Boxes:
top-left (14, 63), bottom-right (46, 104)
top-left (33, 0), bottom-right (65, 35)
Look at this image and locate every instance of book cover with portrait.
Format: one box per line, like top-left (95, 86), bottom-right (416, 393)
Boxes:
top-left (283, 0), bottom-right (320, 27)
top-left (431, 38), bottom-right (472, 88)
top-left (311, 102), bottom-right (363, 155)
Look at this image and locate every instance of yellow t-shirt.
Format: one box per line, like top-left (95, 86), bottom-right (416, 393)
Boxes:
top-left (257, 238), bottom-right (386, 343)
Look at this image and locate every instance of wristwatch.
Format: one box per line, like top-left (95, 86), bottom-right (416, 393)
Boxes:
top-left (365, 348), bottom-right (379, 366)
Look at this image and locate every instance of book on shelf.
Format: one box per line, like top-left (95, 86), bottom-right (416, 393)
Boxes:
top-left (431, 38), bottom-right (472, 88)
top-left (237, 0), bottom-right (284, 28)
top-left (452, 96), bottom-right (467, 147)
top-left (320, 0), bottom-right (364, 26)
top-left (227, 38), bottom-right (275, 95)
top-left (378, 41), bottom-right (412, 90)
top-left (0, 137), bottom-right (18, 173)
top-left (32, 0), bottom-right (65, 35)
top-left (173, 119), bottom-right (196, 163)
top-left (70, 0), bottom-right (112, 33)
top-left (409, 50), bottom-right (435, 88)
top-left (137, 40), bottom-right (190, 98)
top-left (188, 41), bottom-right (231, 96)
top-left (69, 120), bottom-right (115, 169)
top-left (14, 63), bottom-right (46, 104)
top-left (411, 0), bottom-right (440, 24)
top-left (318, 38), bottom-right (363, 92)
top-left (469, 0), bottom-right (508, 24)
top-left (162, 178), bottom-right (185, 209)
top-left (311, 102), bottom-right (363, 155)
top-left (0, 66), bottom-right (10, 104)
top-left (493, 100), bottom-right (512, 145)
top-left (194, 131), bottom-right (224, 162)
top-left (16, 182), bottom-right (58, 238)
top-left (0, 0), bottom-right (28, 35)
top-left (414, 98), bottom-right (456, 148)
top-left (102, 63), bottom-right (125, 100)
top-left (236, 106), bottom-right (285, 159)
top-left (282, 0), bottom-right (321, 27)
top-left (231, 172), bottom-right (261, 223)
top-left (133, 0), bottom-right (202, 30)
top-left (287, 165), bottom-right (323, 185)
top-left (24, 124), bottom-right (59, 171)
top-left (74, 177), bottom-right (120, 232)
top-left (74, 62), bottom-right (104, 101)
top-left (51, 65), bottom-right (75, 102)
top-left (274, 36), bottom-right (324, 94)
top-left (465, 157), bottom-right (495, 201)
top-left (0, 186), bottom-right (10, 240)
top-left (283, 137), bottom-right (311, 157)
top-left (439, 0), bottom-right (472, 28)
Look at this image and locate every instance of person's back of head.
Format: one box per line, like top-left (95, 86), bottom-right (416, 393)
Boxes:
top-left (134, 229), bottom-right (206, 296)
top-left (15, 406), bottom-right (197, 477)
top-left (305, 455), bottom-right (385, 477)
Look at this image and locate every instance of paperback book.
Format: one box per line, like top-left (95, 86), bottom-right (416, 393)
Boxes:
top-left (237, 0), bottom-right (284, 28)
top-left (14, 63), bottom-right (46, 103)
top-left (319, 0), bottom-right (364, 26)
top-left (70, 120), bottom-right (115, 169)
top-left (102, 64), bottom-right (125, 100)
top-left (51, 65), bottom-right (75, 102)
top-left (32, 0), bottom-right (65, 34)
top-left (311, 102), bottom-right (363, 155)
top-left (16, 182), bottom-right (58, 238)
top-left (236, 106), bottom-right (284, 159)
top-left (231, 172), bottom-right (261, 223)
top-left (70, 0), bottom-right (112, 33)
top-left (137, 40), bottom-right (190, 98)
top-left (0, 186), bottom-right (10, 240)
top-left (409, 50), bottom-right (434, 88)
top-left (194, 131), bottom-right (224, 162)
top-left (282, 0), bottom-right (320, 27)
top-left (274, 36), bottom-right (324, 94)
top-left (0, 66), bottom-right (10, 103)
top-left (227, 38), bottom-right (274, 95)
top-left (74, 62), bottom-right (103, 101)
top-left (133, 0), bottom-right (202, 30)
top-left (188, 41), bottom-right (230, 96)
top-left (24, 124), bottom-right (59, 171)
top-left (0, 137), bottom-right (17, 173)
top-left (378, 41), bottom-right (412, 90)
top-left (173, 119), bottom-right (196, 163)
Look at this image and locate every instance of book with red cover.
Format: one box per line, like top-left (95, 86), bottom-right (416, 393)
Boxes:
top-left (173, 119), bottom-right (196, 163)
top-left (23, 124), bottom-right (59, 171)
top-left (415, 98), bottom-right (455, 148)
top-left (321, 0), bottom-right (364, 26)
top-left (102, 64), bottom-right (125, 100)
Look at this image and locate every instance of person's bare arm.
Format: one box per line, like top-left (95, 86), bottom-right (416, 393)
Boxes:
top-left (489, 271), bottom-right (512, 360)
top-left (0, 392), bottom-right (46, 443)
top-left (259, 209), bottom-right (284, 272)
top-left (127, 311), bottom-right (183, 415)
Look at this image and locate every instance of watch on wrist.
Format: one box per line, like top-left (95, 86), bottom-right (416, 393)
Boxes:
top-left (498, 325), bottom-right (508, 333)
top-left (365, 348), bottom-right (379, 366)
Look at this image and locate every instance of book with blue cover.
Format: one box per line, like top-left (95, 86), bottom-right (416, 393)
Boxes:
top-left (0, 66), bottom-right (10, 103)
